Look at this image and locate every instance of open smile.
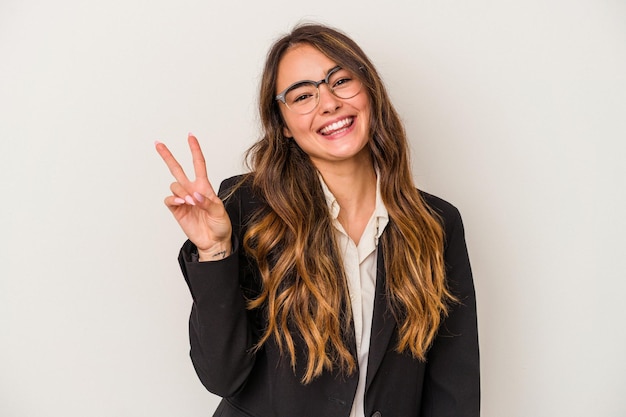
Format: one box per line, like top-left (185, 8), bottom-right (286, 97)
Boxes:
top-left (318, 117), bottom-right (355, 136)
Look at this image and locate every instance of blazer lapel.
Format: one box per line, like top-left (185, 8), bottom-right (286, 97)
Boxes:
top-left (365, 246), bottom-right (395, 390)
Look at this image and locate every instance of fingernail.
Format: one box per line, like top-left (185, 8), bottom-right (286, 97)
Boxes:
top-left (188, 132), bottom-right (194, 138)
top-left (154, 140), bottom-right (162, 146)
top-left (193, 192), bottom-right (205, 203)
top-left (173, 197), bottom-right (185, 205)
top-left (184, 195), bottom-right (196, 205)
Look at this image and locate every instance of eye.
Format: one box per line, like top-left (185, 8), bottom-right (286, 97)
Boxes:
top-left (285, 83), bottom-right (317, 105)
top-left (329, 68), bottom-right (356, 90)
top-left (292, 93), bottom-right (314, 103)
top-left (333, 77), bottom-right (353, 88)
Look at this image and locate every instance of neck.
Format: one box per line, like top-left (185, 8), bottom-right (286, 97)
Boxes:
top-left (316, 154), bottom-right (377, 244)
top-left (318, 156), bottom-right (376, 207)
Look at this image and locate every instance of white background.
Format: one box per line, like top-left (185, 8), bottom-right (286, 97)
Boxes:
top-left (1, 0), bottom-right (625, 416)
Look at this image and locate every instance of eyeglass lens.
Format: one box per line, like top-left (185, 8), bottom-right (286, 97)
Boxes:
top-left (284, 68), bottom-right (361, 114)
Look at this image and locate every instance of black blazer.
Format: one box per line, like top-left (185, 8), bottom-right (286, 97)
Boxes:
top-left (178, 175), bottom-right (480, 417)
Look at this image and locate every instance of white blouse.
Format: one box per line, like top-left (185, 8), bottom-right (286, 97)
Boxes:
top-left (319, 175), bottom-right (389, 417)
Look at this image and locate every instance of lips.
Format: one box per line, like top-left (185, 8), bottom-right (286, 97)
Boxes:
top-left (318, 117), bottom-right (354, 136)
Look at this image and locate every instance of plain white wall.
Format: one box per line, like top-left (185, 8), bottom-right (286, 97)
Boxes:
top-left (1, 0), bottom-right (624, 416)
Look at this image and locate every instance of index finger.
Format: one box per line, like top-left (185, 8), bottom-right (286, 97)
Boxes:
top-left (155, 140), bottom-right (191, 185)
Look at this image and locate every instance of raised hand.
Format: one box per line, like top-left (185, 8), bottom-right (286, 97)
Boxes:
top-left (155, 133), bottom-right (232, 261)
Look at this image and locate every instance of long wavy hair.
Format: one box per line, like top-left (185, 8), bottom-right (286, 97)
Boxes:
top-left (241, 23), bottom-right (454, 384)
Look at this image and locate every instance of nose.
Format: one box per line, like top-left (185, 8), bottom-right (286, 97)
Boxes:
top-left (317, 83), bottom-right (342, 113)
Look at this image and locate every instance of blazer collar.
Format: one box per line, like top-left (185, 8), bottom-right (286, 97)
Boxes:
top-left (365, 244), bottom-right (395, 390)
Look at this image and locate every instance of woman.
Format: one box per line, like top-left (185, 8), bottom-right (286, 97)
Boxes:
top-left (156, 23), bottom-right (479, 417)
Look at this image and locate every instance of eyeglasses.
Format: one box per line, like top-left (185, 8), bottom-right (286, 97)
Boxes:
top-left (275, 66), bottom-right (363, 115)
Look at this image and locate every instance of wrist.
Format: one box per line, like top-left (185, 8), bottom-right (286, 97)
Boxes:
top-left (197, 240), bottom-right (232, 262)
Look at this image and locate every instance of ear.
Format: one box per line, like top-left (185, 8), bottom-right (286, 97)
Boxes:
top-left (283, 125), bottom-right (293, 139)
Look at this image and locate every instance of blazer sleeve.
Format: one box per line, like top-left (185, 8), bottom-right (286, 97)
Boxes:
top-left (421, 197), bottom-right (480, 417)
top-left (177, 177), bottom-right (259, 398)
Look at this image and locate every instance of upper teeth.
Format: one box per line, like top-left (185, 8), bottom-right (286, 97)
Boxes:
top-left (320, 118), bottom-right (352, 135)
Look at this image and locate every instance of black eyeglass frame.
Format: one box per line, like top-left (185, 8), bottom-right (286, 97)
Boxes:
top-left (275, 66), bottom-right (361, 114)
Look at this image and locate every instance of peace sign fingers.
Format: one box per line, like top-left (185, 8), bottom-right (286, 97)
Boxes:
top-left (155, 133), bottom-right (232, 259)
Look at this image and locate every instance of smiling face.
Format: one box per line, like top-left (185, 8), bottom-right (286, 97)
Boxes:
top-left (276, 43), bottom-right (372, 172)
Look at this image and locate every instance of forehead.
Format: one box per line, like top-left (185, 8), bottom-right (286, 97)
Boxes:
top-left (276, 44), bottom-right (338, 91)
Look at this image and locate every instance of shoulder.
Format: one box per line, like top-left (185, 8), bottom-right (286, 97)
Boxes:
top-left (217, 174), bottom-right (252, 197)
top-left (217, 174), bottom-right (267, 219)
top-left (419, 190), bottom-right (462, 225)
top-left (217, 174), bottom-right (261, 203)
top-left (418, 190), bottom-right (467, 249)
